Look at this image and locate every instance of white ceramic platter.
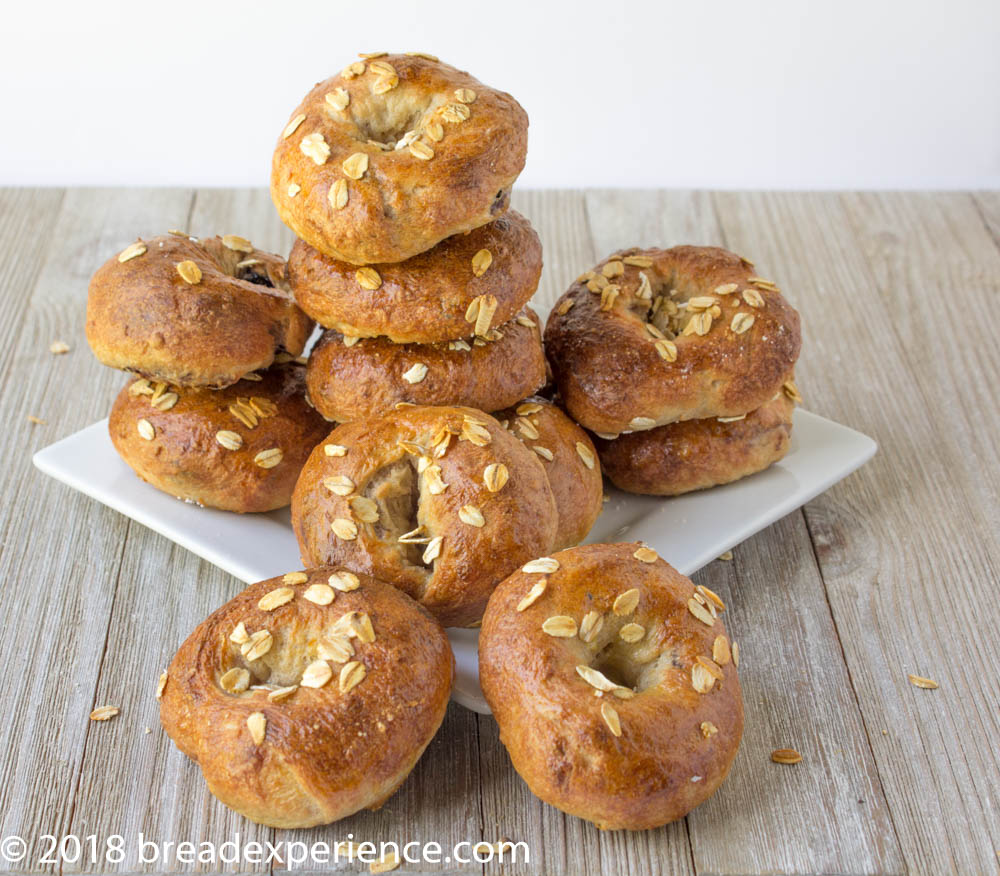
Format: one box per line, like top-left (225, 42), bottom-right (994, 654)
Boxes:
top-left (34, 409), bottom-right (875, 713)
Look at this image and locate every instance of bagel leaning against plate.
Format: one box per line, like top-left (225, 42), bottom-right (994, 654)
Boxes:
top-left (479, 542), bottom-right (743, 830)
top-left (543, 246), bottom-right (801, 435)
top-left (159, 567), bottom-right (453, 828)
top-left (270, 52), bottom-right (528, 265)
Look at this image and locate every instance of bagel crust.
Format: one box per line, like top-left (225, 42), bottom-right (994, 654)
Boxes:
top-left (493, 397), bottom-right (604, 549)
top-left (305, 310), bottom-right (546, 423)
top-left (288, 211), bottom-right (542, 342)
top-left (271, 53), bottom-right (528, 265)
top-left (291, 406), bottom-right (558, 627)
top-left (159, 568), bottom-right (454, 828)
top-left (87, 234), bottom-right (313, 388)
top-left (595, 388), bottom-right (798, 496)
top-left (479, 542), bottom-right (743, 830)
top-left (544, 246), bottom-right (801, 434)
top-left (109, 363), bottom-right (328, 512)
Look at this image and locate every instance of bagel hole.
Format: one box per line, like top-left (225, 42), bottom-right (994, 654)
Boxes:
top-left (222, 627), bottom-right (316, 693)
top-left (238, 267), bottom-right (274, 288)
top-left (590, 643), bottom-right (644, 691)
top-left (362, 458), bottom-right (426, 568)
top-left (352, 97), bottom-right (432, 150)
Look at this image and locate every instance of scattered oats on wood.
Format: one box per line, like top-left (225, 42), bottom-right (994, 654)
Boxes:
top-left (242, 629), bottom-right (273, 662)
top-left (732, 641), bottom-right (740, 667)
top-left (326, 88), bottom-right (350, 112)
top-left (323, 475), bottom-right (355, 496)
top-left (339, 661), bottom-right (366, 694)
top-left (688, 597), bottom-right (715, 626)
top-left (282, 113), bottom-right (306, 138)
top-left (422, 535), bottom-right (443, 564)
top-left (300, 132), bottom-right (331, 165)
top-left (215, 430), bottom-right (242, 451)
top-left (483, 462), bottom-right (509, 492)
top-left (325, 444), bottom-right (348, 456)
top-left (301, 659), bottom-right (334, 689)
top-left (718, 550), bottom-right (734, 561)
top-left (472, 248), bottom-right (493, 276)
top-left (542, 616), bottom-right (578, 637)
top-left (402, 362), bottom-right (428, 384)
top-left (220, 667), bottom-right (251, 693)
top-left (771, 748), bottom-right (802, 764)
top-left (516, 578), bottom-right (547, 611)
top-left (371, 852), bottom-right (400, 874)
top-left (136, 418), bottom-right (155, 441)
top-left (304, 583), bottom-right (335, 605)
top-left (254, 448), bottom-right (283, 469)
top-left (247, 712), bottom-right (266, 745)
top-left (90, 705), bottom-right (119, 721)
top-left (701, 721), bottom-right (718, 738)
top-left (633, 546), bottom-right (657, 563)
top-left (691, 662), bottom-right (715, 694)
top-left (49, 340), bottom-right (70, 354)
top-left (601, 701), bottom-right (622, 737)
top-left (118, 241), bottom-right (147, 263)
top-left (176, 260), bottom-right (202, 284)
top-left (331, 518), bottom-right (358, 540)
top-left (258, 587), bottom-right (295, 611)
top-left (329, 570), bottom-right (361, 591)
top-left (268, 685), bottom-right (298, 703)
top-left (459, 505), bottom-right (485, 527)
top-left (356, 267), bottom-right (381, 290)
top-left (523, 557), bottom-right (559, 574)
top-left (575, 441), bottom-right (596, 469)
top-left (908, 674), bottom-right (939, 689)
top-left (329, 178), bottom-right (349, 210)
top-left (155, 671), bottom-right (168, 699)
top-left (613, 588), bottom-right (640, 616)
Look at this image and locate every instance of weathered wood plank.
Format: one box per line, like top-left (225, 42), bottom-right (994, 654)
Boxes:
top-left (714, 189), bottom-right (1000, 874)
top-left (0, 188), bottom-right (194, 873)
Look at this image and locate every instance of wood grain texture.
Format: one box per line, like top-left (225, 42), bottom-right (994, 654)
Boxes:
top-left (0, 187), bottom-right (995, 875)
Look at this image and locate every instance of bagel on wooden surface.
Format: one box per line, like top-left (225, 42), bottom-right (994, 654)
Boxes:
top-left (87, 233), bottom-right (312, 388)
top-left (159, 567), bottom-right (453, 828)
top-left (479, 542), bottom-right (743, 830)
top-left (271, 52), bottom-right (528, 265)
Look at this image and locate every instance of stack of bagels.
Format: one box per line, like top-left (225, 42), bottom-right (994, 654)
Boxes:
top-left (77, 50), bottom-right (814, 838)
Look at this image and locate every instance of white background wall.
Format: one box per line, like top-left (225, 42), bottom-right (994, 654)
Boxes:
top-left (3, 0), bottom-right (998, 188)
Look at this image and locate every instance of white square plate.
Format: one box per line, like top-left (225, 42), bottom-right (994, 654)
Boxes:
top-left (34, 410), bottom-right (875, 713)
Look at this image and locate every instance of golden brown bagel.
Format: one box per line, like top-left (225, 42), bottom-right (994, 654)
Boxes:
top-left (291, 406), bottom-right (558, 627)
top-left (159, 567), bottom-right (453, 828)
top-left (543, 246), bottom-right (801, 434)
top-left (109, 362), bottom-right (328, 512)
top-left (595, 386), bottom-right (799, 496)
top-left (288, 211), bottom-right (542, 342)
top-left (86, 233), bottom-right (313, 388)
top-left (493, 397), bottom-right (604, 549)
top-left (305, 310), bottom-right (546, 423)
top-left (479, 542), bottom-right (743, 830)
top-left (271, 53), bottom-right (528, 265)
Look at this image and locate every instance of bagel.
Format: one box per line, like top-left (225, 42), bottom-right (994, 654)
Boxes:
top-left (493, 397), bottom-right (603, 549)
top-left (87, 233), bottom-right (313, 388)
top-left (479, 542), bottom-right (743, 830)
top-left (595, 386), bottom-right (798, 496)
top-left (543, 246), bottom-right (801, 434)
top-left (291, 406), bottom-right (558, 627)
top-left (288, 210), bottom-right (542, 343)
top-left (109, 362), bottom-right (328, 512)
top-left (271, 52), bottom-right (528, 265)
top-left (305, 310), bottom-right (546, 423)
top-left (159, 567), bottom-right (453, 828)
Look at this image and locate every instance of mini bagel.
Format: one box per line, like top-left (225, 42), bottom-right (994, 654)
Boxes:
top-left (291, 406), bottom-right (558, 627)
top-left (493, 397), bottom-right (603, 549)
top-left (479, 542), bottom-right (743, 830)
top-left (87, 233), bottom-right (313, 388)
top-left (595, 385), bottom-right (799, 496)
top-left (159, 567), bottom-right (453, 828)
top-left (305, 310), bottom-right (546, 423)
top-left (543, 246), bottom-right (801, 434)
top-left (288, 210), bottom-right (542, 343)
top-left (109, 362), bottom-right (328, 512)
top-left (271, 53), bottom-right (528, 265)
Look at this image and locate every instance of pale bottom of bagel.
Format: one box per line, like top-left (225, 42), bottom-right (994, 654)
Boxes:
top-left (594, 392), bottom-right (795, 496)
top-left (479, 542), bottom-right (743, 830)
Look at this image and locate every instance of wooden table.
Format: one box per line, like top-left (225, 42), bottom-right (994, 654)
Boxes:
top-left (0, 188), bottom-right (997, 875)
